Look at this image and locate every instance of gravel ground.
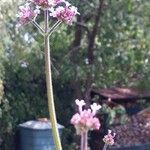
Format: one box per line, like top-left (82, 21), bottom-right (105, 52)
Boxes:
top-left (111, 108), bottom-right (150, 148)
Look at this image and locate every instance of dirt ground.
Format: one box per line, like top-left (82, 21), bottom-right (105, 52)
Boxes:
top-left (111, 108), bottom-right (150, 148)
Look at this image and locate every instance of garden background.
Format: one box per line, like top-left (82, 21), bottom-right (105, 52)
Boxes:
top-left (0, 0), bottom-right (150, 149)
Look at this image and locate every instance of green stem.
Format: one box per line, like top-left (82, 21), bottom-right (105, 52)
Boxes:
top-left (48, 20), bottom-right (62, 36)
top-left (31, 20), bottom-right (44, 34)
top-left (44, 9), bottom-right (62, 150)
top-left (81, 131), bottom-right (88, 150)
top-left (103, 144), bottom-right (108, 150)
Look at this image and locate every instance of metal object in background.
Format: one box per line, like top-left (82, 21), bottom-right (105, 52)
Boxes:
top-left (18, 119), bottom-right (64, 150)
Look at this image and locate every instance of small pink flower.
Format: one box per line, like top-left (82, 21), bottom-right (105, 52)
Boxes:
top-left (90, 117), bottom-right (101, 130)
top-left (30, 0), bottom-right (50, 8)
top-left (79, 109), bottom-right (92, 125)
top-left (103, 130), bottom-right (116, 145)
top-left (29, 0), bottom-right (64, 8)
top-left (70, 113), bottom-right (81, 125)
top-left (91, 103), bottom-right (101, 115)
top-left (70, 100), bottom-right (101, 135)
top-left (54, 0), bottom-right (65, 5)
top-left (75, 99), bottom-right (85, 113)
top-left (50, 3), bottom-right (79, 25)
top-left (86, 117), bottom-right (100, 130)
top-left (17, 3), bottom-right (39, 26)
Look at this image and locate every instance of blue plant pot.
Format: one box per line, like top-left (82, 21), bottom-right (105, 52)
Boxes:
top-left (18, 120), bottom-right (64, 150)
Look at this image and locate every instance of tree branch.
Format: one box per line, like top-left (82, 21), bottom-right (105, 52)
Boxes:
top-left (75, 22), bottom-right (90, 36)
top-left (87, 0), bottom-right (104, 64)
top-left (84, 0), bottom-right (105, 103)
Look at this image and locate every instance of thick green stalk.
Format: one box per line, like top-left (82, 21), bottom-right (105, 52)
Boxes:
top-left (81, 131), bottom-right (88, 150)
top-left (103, 144), bottom-right (108, 150)
top-left (44, 9), bottom-right (62, 150)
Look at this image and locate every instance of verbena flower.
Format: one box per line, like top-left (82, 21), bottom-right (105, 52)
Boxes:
top-left (54, 0), bottom-right (65, 5)
top-left (71, 100), bottom-right (101, 135)
top-left (103, 130), bottom-right (116, 145)
top-left (29, 0), bottom-right (64, 8)
top-left (17, 3), bottom-right (39, 27)
top-left (50, 2), bottom-right (79, 25)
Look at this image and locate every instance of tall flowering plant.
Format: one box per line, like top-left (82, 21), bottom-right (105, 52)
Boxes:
top-left (17, 0), bottom-right (79, 150)
top-left (71, 99), bottom-right (116, 150)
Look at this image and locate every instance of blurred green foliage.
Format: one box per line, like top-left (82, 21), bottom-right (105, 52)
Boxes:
top-left (0, 0), bottom-right (150, 149)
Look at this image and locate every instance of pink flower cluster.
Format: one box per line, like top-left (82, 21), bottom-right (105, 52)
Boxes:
top-left (17, 0), bottom-right (79, 26)
top-left (50, 2), bottom-right (79, 24)
top-left (103, 130), bottom-right (116, 145)
top-left (17, 3), bottom-right (40, 26)
top-left (71, 99), bottom-right (101, 135)
top-left (29, 0), bottom-right (64, 8)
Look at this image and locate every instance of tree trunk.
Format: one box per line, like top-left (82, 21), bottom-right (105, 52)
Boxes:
top-left (84, 0), bottom-right (104, 104)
